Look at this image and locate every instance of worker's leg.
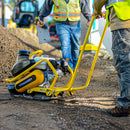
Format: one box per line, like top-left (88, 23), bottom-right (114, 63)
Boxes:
top-left (112, 28), bottom-right (130, 109)
top-left (56, 23), bottom-right (73, 69)
top-left (70, 22), bottom-right (81, 69)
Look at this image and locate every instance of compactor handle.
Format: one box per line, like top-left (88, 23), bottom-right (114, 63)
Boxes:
top-left (29, 50), bottom-right (43, 59)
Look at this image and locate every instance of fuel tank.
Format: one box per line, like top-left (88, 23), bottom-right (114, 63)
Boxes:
top-left (15, 69), bottom-right (44, 93)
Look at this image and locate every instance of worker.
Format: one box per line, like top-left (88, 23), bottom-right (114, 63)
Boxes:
top-left (93, 0), bottom-right (130, 117)
top-left (38, 0), bottom-right (91, 70)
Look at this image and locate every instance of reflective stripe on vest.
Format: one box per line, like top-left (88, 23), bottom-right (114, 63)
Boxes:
top-left (53, 12), bottom-right (67, 18)
top-left (53, 12), bottom-right (81, 18)
top-left (105, 0), bottom-right (125, 7)
top-left (69, 12), bottom-right (81, 18)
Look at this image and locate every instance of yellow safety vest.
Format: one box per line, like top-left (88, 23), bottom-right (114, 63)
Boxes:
top-left (53, 0), bottom-right (81, 21)
top-left (105, 0), bottom-right (130, 26)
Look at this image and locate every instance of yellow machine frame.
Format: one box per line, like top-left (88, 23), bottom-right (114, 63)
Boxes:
top-left (6, 16), bottom-right (108, 97)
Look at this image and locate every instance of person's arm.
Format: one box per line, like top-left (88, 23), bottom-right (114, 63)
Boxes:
top-left (80, 0), bottom-right (91, 26)
top-left (93, 0), bottom-right (107, 16)
top-left (38, 0), bottom-right (54, 21)
top-left (38, 0), bottom-right (53, 27)
top-left (80, 0), bottom-right (91, 21)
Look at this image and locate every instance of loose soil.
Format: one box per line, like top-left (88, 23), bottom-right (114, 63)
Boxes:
top-left (0, 25), bottom-right (130, 130)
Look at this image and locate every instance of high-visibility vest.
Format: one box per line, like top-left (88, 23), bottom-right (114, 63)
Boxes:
top-left (53, 0), bottom-right (81, 21)
top-left (105, 0), bottom-right (130, 26)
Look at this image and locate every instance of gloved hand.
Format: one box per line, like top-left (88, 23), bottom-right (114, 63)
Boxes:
top-left (92, 12), bottom-right (106, 19)
top-left (37, 20), bottom-right (47, 29)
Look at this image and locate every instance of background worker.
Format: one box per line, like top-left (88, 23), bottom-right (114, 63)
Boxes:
top-left (38, 0), bottom-right (91, 70)
top-left (93, 0), bottom-right (130, 117)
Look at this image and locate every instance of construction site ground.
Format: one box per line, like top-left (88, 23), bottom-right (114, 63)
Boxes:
top-left (0, 25), bottom-right (130, 130)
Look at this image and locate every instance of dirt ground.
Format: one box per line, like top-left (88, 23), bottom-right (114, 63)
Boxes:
top-left (0, 25), bottom-right (130, 130)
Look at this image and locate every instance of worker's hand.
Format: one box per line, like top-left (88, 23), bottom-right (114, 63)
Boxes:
top-left (92, 14), bottom-right (101, 19)
top-left (37, 21), bottom-right (47, 29)
top-left (37, 20), bottom-right (44, 28)
top-left (92, 12), bottom-right (106, 19)
top-left (87, 21), bottom-right (91, 27)
top-left (101, 12), bottom-right (106, 19)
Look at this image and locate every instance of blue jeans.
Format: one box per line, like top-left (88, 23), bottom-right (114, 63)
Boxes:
top-left (112, 28), bottom-right (130, 109)
top-left (56, 22), bottom-right (81, 70)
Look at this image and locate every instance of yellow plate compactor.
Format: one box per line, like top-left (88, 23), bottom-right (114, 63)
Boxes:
top-left (6, 16), bottom-right (108, 100)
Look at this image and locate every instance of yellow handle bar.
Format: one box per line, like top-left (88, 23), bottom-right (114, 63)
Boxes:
top-left (29, 50), bottom-right (43, 59)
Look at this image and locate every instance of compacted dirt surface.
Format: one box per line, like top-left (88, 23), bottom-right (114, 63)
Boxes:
top-left (0, 25), bottom-right (130, 130)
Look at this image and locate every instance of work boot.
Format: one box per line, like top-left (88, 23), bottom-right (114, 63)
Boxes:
top-left (107, 107), bottom-right (130, 117)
